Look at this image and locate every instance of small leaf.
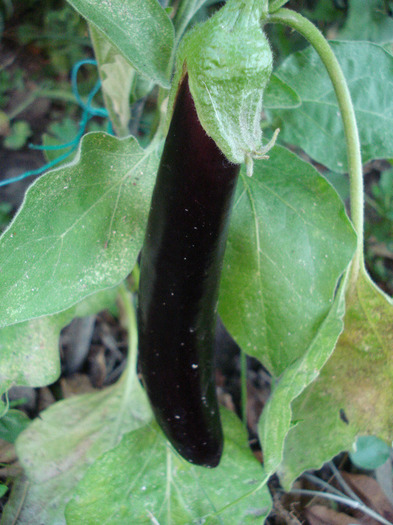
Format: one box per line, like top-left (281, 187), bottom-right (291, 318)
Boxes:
top-left (65, 409), bottom-right (272, 524)
top-left (4, 121), bottom-right (32, 150)
top-left (42, 118), bottom-right (81, 165)
top-left (0, 287), bottom-right (119, 395)
top-left (278, 267), bottom-right (393, 489)
top-left (0, 132), bottom-right (159, 328)
top-left (89, 24), bottom-right (138, 138)
top-left (0, 483), bottom-right (8, 498)
top-left (65, 0), bottom-right (174, 88)
top-left (1, 373), bottom-right (151, 525)
top-left (350, 436), bottom-right (392, 470)
top-left (274, 41), bottom-right (393, 172)
top-left (0, 409), bottom-right (30, 443)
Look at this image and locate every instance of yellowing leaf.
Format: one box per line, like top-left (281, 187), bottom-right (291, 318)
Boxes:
top-left (2, 371), bottom-right (151, 525)
top-left (278, 267), bottom-right (393, 488)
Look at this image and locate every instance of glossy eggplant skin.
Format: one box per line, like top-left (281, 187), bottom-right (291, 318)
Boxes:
top-left (138, 75), bottom-right (240, 468)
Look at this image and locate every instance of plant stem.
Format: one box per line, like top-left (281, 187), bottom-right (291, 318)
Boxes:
top-left (329, 460), bottom-right (363, 505)
top-left (112, 284), bottom-right (139, 445)
top-left (302, 472), bottom-right (345, 498)
top-left (288, 489), bottom-right (393, 525)
top-left (267, 9), bottom-right (364, 296)
top-left (240, 349), bottom-right (248, 427)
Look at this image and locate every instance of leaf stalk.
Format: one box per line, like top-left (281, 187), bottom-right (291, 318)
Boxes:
top-left (267, 9), bottom-right (364, 297)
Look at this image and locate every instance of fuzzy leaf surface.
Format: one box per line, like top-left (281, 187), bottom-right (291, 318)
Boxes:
top-left (219, 146), bottom-right (356, 376)
top-left (65, 0), bottom-right (174, 87)
top-left (0, 287), bottom-right (118, 396)
top-left (274, 41), bottom-right (393, 172)
top-left (278, 268), bottom-right (393, 489)
top-left (175, 0), bottom-right (273, 165)
top-left (65, 410), bottom-right (272, 524)
top-left (1, 375), bottom-right (151, 525)
top-left (0, 133), bottom-right (159, 328)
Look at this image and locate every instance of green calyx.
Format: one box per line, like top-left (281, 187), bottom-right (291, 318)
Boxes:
top-left (172, 0), bottom-right (273, 169)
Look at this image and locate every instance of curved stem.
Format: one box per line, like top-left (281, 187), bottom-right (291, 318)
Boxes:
top-left (268, 9), bottom-right (364, 296)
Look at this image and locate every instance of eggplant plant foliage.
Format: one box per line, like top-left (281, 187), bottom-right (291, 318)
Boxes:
top-left (0, 0), bottom-right (392, 523)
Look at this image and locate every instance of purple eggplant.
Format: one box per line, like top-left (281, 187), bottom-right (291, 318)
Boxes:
top-left (137, 75), bottom-right (240, 468)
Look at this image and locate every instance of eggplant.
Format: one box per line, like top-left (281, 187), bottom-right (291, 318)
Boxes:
top-left (137, 74), bottom-right (240, 468)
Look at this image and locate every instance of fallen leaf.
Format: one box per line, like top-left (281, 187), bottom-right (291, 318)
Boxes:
top-left (341, 472), bottom-right (393, 521)
top-left (306, 504), bottom-right (366, 525)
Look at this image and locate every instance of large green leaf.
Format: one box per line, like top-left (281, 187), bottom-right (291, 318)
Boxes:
top-left (338, 0), bottom-right (393, 44)
top-left (219, 146), bottom-right (356, 377)
top-left (264, 74), bottom-right (301, 109)
top-left (259, 282), bottom-right (346, 476)
top-left (65, 0), bottom-right (174, 88)
top-left (1, 373), bottom-right (151, 525)
top-left (0, 132), bottom-right (159, 328)
top-left (277, 267), bottom-right (393, 489)
top-left (65, 409), bottom-right (272, 524)
top-left (274, 41), bottom-right (393, 172)
top-left (0, 287), bottom-right (118, 397)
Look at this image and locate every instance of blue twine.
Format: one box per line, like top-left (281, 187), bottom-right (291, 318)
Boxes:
top-left (0, 59), bottom-right (111, 188)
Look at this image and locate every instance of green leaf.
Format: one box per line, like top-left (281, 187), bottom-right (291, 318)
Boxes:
top-left (0, 132), bottom-right (159, 328)
top-left (89, 24), bottom-right (138, 138)
top-left (0, 484), bottom-right (8, 498)
top-left (0, 409), bottom-right (30, 443)
top-left (0, 203), bottom-right (12, 230)
top-left (4, 121), bottom-right (32, 150)
top-left (219, 146), bottom-right (356, 377)
top-left (0, 287), bottom-right (119, 396)
top-left (65, 0), bottom-right (174, 88)
top-left (274, 41), bottom-right (393, 172)
top-left (338, 0), bottom-right (393, 44)
top-left (0, 317), bottom-right (66, 396)
top-left (42, 118), bottom-right (85, 165)
top-left (1, 374), bottom-right (151, 525)
top-left (350, 435), bottom-right (392, 470)
top-left (43, 122), bottom-right (77, 157)
top-left (301, 0), bottom-right (346, 24)
top-left (264, 74), bottom-right (301, 109)
top-left (259, 281), bottom-right (346, 476)
top-left (278, 267), bottom-right (393, 489)
top-left (65, 409), bottom-right (272, 524)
